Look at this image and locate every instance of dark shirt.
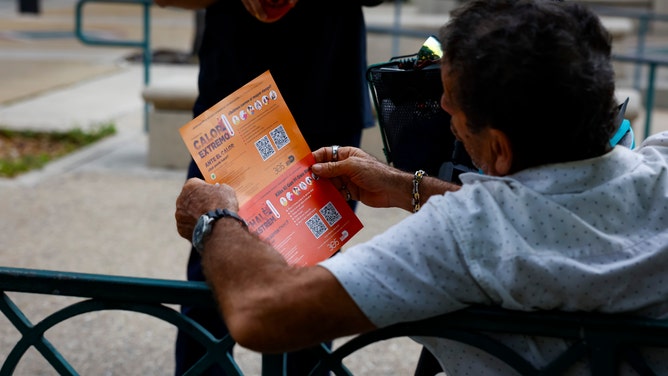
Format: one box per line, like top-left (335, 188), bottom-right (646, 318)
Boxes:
top-left (195, 0), bottom-right (375, 148)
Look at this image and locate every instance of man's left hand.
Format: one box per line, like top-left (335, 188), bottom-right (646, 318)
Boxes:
top-left (175, 178), bottom-right (240, 241)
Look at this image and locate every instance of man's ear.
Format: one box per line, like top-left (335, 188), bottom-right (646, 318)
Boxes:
top-left (488, 129), bottom-right (513, 176)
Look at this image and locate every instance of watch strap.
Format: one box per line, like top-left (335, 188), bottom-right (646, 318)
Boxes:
top-left (207, 208), bottom-right (248, 229)
top-left (193, 208), bottom-right (248, 254)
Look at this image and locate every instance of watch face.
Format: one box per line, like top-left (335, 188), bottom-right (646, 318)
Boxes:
top-left (192, 209), bottom-right (247, 254)
top-left (192, 214), bottom-right (213, 254)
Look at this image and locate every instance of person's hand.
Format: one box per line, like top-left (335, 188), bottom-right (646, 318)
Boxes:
top-left (175, 178), bottom-right (240, 240)
top-left (311, 146), bottom-right (406, 209)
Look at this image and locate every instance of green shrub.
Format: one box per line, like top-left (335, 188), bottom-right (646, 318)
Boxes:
top-left (0, 124), bottom-right (116, 178)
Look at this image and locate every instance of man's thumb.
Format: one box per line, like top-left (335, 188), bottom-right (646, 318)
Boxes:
top-left (311, 162), bottom-right (334, 177)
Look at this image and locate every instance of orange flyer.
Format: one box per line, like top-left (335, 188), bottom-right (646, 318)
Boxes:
top-left (179, 70), bottom-right (363, 266)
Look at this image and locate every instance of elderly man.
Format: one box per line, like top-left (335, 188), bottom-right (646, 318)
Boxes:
top-left (175, 0), bottom-right (668, 373)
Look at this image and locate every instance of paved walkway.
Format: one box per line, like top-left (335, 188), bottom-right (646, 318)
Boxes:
top-left (1, 1), bottom-right (668, 375)
top-left (0, 2), bottom-right (417, 375)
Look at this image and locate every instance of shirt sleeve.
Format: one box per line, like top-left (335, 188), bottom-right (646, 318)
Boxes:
top-left (319, 198), bottom-right (480, 327)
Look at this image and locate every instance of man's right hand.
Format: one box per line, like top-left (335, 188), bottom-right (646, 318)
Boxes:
top-left (311, 146), bottom-right (411, 210)
top-left (312, 146), bottom-right (462, 212)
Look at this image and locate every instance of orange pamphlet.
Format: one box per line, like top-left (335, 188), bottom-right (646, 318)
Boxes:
top-left (179, 70), bottom-right (363, 266)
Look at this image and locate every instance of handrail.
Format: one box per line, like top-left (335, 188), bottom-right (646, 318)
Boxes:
top-left (612, 52), bottom-right (668, 139)
top-left (590, 5), bottom-right (668, 139)
top-left (74, 0), bottom-right (152, 85)
top-left (0, 266), bottom-right (240, 376)
top-left (0, 266), bottom-right (212, 305)
top-left (368, 4), bottom-right (668, 140)
top-left (591, 5), bottom-right (668, 90)
top-left (74, 0), bottom-right (153, 131)
top-left (71, 1), bottom-right (668, 139)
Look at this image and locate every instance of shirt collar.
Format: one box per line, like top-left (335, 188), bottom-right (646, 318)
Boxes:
top-left (459, 147), bottom-right (642, 195)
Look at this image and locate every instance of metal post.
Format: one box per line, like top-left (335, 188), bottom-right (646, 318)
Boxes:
top-left (643, 63), bottom-right (657, 140)
top-left (633, 15), bottom-right (649, 91)
top-left (142, 1), bottom-right (151, 132)
top-left (392, 0), bottom-right (402, 57)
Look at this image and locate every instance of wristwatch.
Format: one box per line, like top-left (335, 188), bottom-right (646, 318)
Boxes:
top-left (192, 208), bottom-right (248, 254)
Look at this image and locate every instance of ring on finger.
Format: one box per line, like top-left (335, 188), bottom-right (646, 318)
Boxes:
top-left (332, 145), bottom-right (340, 162)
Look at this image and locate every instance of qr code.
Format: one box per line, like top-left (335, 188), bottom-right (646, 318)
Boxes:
top-left (305, 213), bottom-right (327, 239)
top-left (319, 202), bottom-right (342, 226)
top-left (270, 124), bottom-right (290, 150)
top-left (255, 135), bottom-right (276, 161)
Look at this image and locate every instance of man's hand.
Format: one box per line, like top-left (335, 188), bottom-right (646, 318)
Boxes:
top-left (311, 146), bottom-right (407, 209)
top-left (175, 178), bottom-right (240, 240)
top-left (311, 146), bottom-right (461, 211)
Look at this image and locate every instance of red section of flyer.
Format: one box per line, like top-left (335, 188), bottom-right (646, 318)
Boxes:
top-left (179, 70), bottom-right (363, 266)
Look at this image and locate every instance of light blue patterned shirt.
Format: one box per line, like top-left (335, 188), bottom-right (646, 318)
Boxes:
top-left (320, 131), bottom-right (668, 375)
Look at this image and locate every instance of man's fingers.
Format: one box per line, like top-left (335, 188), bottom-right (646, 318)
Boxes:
top-left (311, 160), bottom-right (339, 178)
top-left (311, 147), bottom-right (326, 162)
top-left (312, 145), bottom-right (356, 164)
top-left (175, 216), bottom-right (195, 239)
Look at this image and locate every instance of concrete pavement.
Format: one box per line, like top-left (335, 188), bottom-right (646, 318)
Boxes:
top-left (0, 1), bottom-right (418, 375)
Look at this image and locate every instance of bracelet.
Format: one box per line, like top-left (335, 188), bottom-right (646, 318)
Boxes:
top-left (412, 169), bottom-right (426, 213)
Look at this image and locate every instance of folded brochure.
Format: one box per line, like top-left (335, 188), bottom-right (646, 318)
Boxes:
top-left (179, 70), bottom-right (363, 266)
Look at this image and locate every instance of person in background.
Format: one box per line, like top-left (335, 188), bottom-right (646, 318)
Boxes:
top-left (153, 0), bottom-right (382, 374)
top-left (174, 0), bottom-right (668, 374)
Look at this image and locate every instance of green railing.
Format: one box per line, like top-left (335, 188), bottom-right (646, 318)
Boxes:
top-left (0, 267), bottom-right (241, 376)
top-left (611, 52), bottom-right (668, 140)
top-left (74, 0), bottom-right (152, 85)
top-left (3, 266), bottom-right (668, 375)
top-left (592, 5), bottom-right (668, 140)
top-left (72, 0), bottom-right (668, 140)
top-left (74, 0), bottom-right (153, 131)
top-left (367, 4), bottom-right (668, 141)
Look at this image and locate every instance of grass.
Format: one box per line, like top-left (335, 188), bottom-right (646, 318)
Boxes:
top-left (0, 124), bottom-right (116, 178)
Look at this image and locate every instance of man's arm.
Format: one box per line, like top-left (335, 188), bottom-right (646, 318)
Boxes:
top-left (154, 0), bottom-right (216, 9)
top-left (202, 221), bottom-right (375, 352)
top-left (175, 178), bottom-right (375, 353)
top-left (311, 146), bottom-right (461, 212)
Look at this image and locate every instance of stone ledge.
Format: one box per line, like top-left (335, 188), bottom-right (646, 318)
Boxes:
top-left (142, 78), bottom-right (197, 111)
top-left (146, 110), bottom-right (192, 170)
top-left (142, 77), bottom-right (197, 170)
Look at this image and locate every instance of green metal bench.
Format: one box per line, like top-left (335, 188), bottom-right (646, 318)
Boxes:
top-left (2, 266), bottom-right (668, 375)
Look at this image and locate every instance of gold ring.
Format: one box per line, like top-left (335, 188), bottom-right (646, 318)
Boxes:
top-left (332, 145), bottom-right (340, 162)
